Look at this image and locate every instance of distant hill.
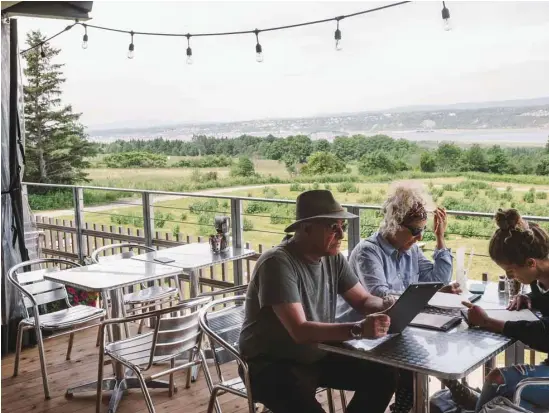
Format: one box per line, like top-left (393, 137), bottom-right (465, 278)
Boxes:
top-left (87, 97), bottom-right (549, 142)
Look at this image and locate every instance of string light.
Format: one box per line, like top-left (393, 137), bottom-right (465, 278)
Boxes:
top-left (82, 24), bottom-right (88, 49)
top-left (334, 17), bottom-right (343, 51)
top-left (40, 44), bottom-right (45, 58)
top-left (127, 31), bottom-right (135, 59)
top-left (254, 29), bottom-right (263, 63)
top-left (441, 1), bottom-right (451, 31)
top-left (186, 34), bottom-right (193, 65)
top-left (19, 2), bottom-right (413, 57)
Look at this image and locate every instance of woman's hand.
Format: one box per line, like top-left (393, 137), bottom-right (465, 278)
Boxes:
top-left (507, 294), bottom-right (532, 311)
top-left (439, 282), bottom-right (462, 295)
top-left (433, 207), bottom-right (448, 240)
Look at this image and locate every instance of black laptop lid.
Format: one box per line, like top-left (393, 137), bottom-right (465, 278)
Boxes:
top-left (386, 282), bottom-right (443, 334)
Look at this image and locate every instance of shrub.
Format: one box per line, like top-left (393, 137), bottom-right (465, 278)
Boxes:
top-left (312, 182), bottom-right (320, 190)
top-left (336, 182), bottom-right (359, 193)
top-left (430, 187), bottom-right (444, 197)
top-left (243, 218), bottom-right (254, 231)
top-left (301, 152), bottom-right (347, 175)
top-left (420, 152), bottom-right (437, 172)
top-left (290, 183), bottom-right (306, 192)
top-left (172, 225), bottom-right (180, 236)
top-left (536, 191), bottom-right (547, 200)
top-left (104, 152), bottom-right (168, 168)
top-left (523, 189), bottom-right (535, 203)
top-left (175, 155), bottom-right (233, 168)
top-left (500, 191), bottom-right (513, 201)
top-left (245, 201), bottom-right (270, 214)
top-left (324, 184), bottom-right (332, 190)
top-left (230, 157), bottom-right (255, 177)
top-left (203, 171), bottom-right (218, 181)
top-left (189, 199), bottom-right (219, 214)
top-left (269, 204), bottom-right (295, 225)
top-left (442, 184), bottom-right (455, 191)
top-left (262, 186), bottom-right (279, 198)
top-left (180, 212), bottom-right (188, 221)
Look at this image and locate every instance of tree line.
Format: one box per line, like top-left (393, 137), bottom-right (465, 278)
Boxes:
top-left (100, 134), bottom-right (549, 176)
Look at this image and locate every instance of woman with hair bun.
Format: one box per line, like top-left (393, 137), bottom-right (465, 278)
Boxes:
top-left (463, 208), bottom-right (549, 413)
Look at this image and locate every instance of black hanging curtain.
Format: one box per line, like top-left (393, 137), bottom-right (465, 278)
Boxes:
top-left (1, 2), bottom-right (93, 355)
top-left (1, 18), bottom-right (30, 355)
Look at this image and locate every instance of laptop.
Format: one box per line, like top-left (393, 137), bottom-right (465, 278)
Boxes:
top-left (386, 282), bottom-right (444, 334)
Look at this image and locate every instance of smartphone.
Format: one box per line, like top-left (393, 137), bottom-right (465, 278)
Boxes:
top-left (153, 257), bottom-right (176, 264)
top-left (469, 283), bottom-right (486, 294)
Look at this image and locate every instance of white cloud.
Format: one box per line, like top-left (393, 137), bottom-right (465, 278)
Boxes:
top-left (16, 1), bottom-right (549, 127)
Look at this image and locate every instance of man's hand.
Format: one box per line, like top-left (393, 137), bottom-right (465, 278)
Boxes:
top-left (382, 295), bottom-right (396, 311)
top-left (439, 282), bottom-right (462, 295)
top-left (361, 314), bottom-right (391, 339)
top-left (433, 207), bottom-right (448, 240)
top-left (507, 294), bottom-right (532, 311)
top-left (462, 301), bottom-right (489, 327)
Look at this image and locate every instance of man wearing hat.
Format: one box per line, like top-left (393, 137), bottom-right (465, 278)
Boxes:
top-left (239, 190), bottom-right (397, 413)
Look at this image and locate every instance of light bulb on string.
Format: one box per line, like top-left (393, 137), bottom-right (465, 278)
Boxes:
top-left (254, 29), bottom-right (263, 63)
top-left (334, 18), bottom-right (343, 51)
top-left (441, 1), bottom-right (451, 31)
top-left (82, 24), bottom-right (88, 49)
top-left (186, 34), bottom-right (193, 65)
top-left (127, 31), bottom-right (135, 59)
top-left (40, 44), bottom-right (46, 58)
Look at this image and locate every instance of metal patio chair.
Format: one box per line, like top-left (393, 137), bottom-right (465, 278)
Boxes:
top-left (96, 295), bottom-right (211, 413)
top-left (8, 258), bottom-right (106, 399)
top-left (514, 377), bottom-right (549, 409)
top-left (91, 243), bottom-right (182, 337)
top-left (199, 296), bottom-right (347, 413)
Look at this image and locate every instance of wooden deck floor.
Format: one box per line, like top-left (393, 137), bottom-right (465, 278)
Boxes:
top-left (1, 326), bottom-right (348, 413)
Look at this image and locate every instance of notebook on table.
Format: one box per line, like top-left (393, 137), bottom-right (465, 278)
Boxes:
top-left (409, 312), bottom-right (462, 332)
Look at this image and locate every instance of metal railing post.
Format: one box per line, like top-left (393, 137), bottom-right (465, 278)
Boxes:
top-left (72, 187), bottom-right (86, 263)
top-left (142, 192), bottom-right (155, 247)
top-left (347, 206), bottom-right (361, 258)
top-left (231, 198), bottom-right (244, 285)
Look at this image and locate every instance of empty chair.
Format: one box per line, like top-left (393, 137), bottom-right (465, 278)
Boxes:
top-left (199, 296), bottom-right (347, 413)
top-left (91, 243), bottom-right (182, 336)
top-left (8, 258), bottom-right (106, 399)
top-left (96, 296), bottom-right (211, 413)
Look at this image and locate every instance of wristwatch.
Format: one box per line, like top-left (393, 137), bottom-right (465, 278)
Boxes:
top-left (350, 322), bottom-right (363, 339)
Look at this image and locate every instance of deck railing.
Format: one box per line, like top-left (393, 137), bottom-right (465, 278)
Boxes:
top-left (20, 182), bottom-right (549, 366)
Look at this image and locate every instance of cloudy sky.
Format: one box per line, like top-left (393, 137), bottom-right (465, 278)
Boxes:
top-left (16, 1), bottom-right (549, 129)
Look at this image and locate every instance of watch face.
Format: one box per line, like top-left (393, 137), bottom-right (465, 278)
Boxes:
top-left (351, 323), bottom-right (362, 338)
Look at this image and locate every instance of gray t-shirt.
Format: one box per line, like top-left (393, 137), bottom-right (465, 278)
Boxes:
top-left (239, 240), bottom-right (358, 366)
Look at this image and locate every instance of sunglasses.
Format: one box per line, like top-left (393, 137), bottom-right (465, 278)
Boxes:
top-left (402, 224), bottom-right (426, 237)
top-left (327, 222), bottom-right (348, 233)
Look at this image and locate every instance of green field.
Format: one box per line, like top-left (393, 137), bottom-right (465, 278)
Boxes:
top-left (38, 158), bottom-right (549, 283)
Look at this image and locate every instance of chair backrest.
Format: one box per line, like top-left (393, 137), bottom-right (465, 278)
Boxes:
top-left (143, 296), bottom-right (211, 368)
top-left (91, 243), bottom-right (155, 264)
top-left (7, 258), bottom-right (80, 318)
top-left (199, 296), bottom-right (246, 366)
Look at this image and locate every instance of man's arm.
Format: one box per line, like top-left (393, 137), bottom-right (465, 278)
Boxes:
top-left (272, 302), bottom-right (390, 344)
top-left (341, 283), bottom-right (389, 315)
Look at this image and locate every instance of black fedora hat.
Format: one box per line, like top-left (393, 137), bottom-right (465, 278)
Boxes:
top-left (284, 190), bottom-right (358, 233)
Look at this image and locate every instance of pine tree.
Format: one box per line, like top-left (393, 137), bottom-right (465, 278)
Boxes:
top-left (23, 30), bottom-right (96, 187)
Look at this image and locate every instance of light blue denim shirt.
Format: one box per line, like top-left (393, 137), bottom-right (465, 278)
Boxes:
top-left (336, 232), bottom-right (453, 322)
top-left (350, 232), bottom-right (453, 297)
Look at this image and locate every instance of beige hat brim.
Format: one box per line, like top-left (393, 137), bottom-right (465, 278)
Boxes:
top-left (284, 210), bottom-right (358, 233)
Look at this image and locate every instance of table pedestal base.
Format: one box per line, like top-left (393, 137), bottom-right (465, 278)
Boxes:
top-left (66, 377), bottom-right (173, 413)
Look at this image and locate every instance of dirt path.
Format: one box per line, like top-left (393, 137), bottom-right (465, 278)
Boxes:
top-left (35, 184), bottom-right (287, 218)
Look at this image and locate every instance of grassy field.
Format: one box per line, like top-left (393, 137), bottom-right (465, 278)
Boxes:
top-left (42, 161), bottom-right (549, 283)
